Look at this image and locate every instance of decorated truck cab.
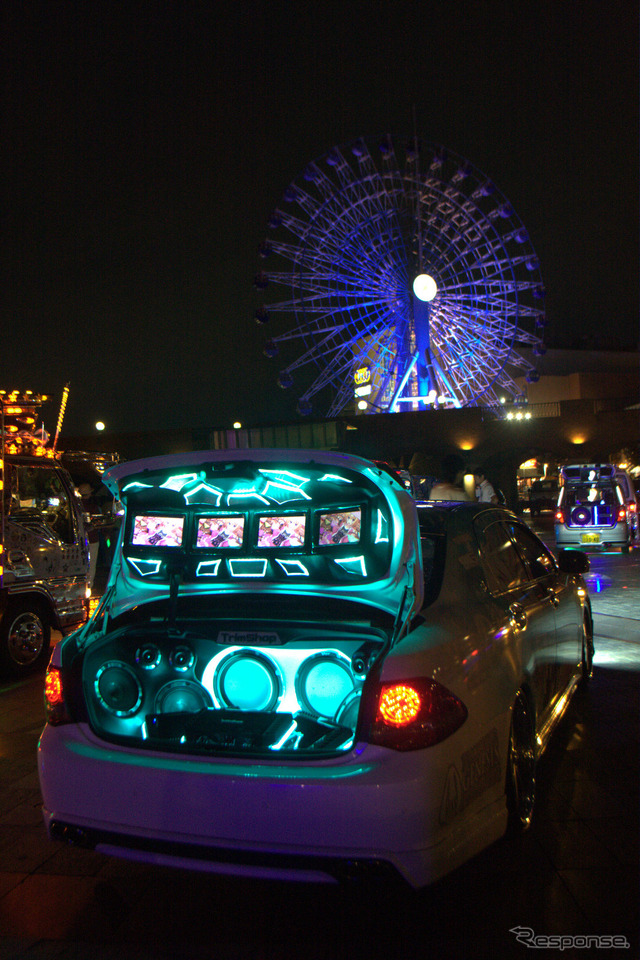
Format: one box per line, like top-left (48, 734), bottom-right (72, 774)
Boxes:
top-left (0, 393), bottom-right (90, 676)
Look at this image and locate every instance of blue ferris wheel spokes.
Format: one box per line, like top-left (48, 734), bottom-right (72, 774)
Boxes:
top-left (254, 136), bottom-right (547, 417)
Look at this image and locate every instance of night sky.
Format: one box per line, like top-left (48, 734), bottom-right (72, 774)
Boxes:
top-left (2, 0), bottom-right (637, 438)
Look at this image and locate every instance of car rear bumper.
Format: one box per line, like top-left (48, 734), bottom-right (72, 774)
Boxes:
top-left (38, 721), bottom-right (506, 889)
top-left (555, 523), bottom-right (629, 548)
top-left (47, 818), bottom-right (403, 885)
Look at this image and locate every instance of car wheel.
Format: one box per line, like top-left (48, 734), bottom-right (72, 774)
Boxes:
top-left (580, 612), bottom-right (594, 684)
top-left (0, 599), bottom-right (52, 678)
top-left (506, 689), bottom-right (536, 833)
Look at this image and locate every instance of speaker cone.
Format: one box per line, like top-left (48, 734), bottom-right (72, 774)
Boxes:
top-left (296, 654), bottom-right (355, 719)
top-left (155, 680), bottom-right (212, 714)
top-left (215, 652), bottom-right (281, 712)
top-left (135, 644), bottom-right (161, 670)
top-left (95, 661), bottom-right (142, 717)
top-left (571, 506), bottom-right (591, 526)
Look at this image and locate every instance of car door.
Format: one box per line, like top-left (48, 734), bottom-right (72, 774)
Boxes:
top-left (474, 514), bottom-right (559, 732)
top-left (504, 519), bottom-right (582, 698)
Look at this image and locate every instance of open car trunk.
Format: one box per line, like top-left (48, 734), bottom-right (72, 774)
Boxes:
top-left (77, 597), bottom-right (392, 757)
top-left (71, 450), bottom-right (423, 759)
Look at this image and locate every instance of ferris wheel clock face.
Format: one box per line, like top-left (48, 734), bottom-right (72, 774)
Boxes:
top-left (254, 136), bottom-right (547, 417)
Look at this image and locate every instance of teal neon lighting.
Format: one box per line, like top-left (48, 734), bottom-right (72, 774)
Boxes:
top-left (184, 482), bottom-right (224, 506)
top-left (196, 560), bottom-right (222, 577)
top-left (375, 509), bottom-right (390, 543)
top-left (122, 481), bottom-right (154, 492)
top-left (335, 556), bottom-right (367, 576)
top-left (318, 473), bottom-right (352, 484)
top-left (258, 470), bottom-right (311, 502)
top-left (161, 473), bottom-right (198, 492)
top-left (275, 559), bottom-right (310, 576)
top-left (269, 720), bottom-right (300, 751)
top-left (228, 558), bottom-right (269, 578)
top-left (261, 480), bottom-right (312, 503)
top-left (226, 486), bottom-right (270, 506)
top-left (128, 558), bottom-right (162, 577)
top-left (259, 469), bottom-right (310, 485)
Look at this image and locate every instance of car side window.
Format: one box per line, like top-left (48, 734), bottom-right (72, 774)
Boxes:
top-left (505, 521), bottom-right (557, 580)
top-left (476, 520), bottom-right (530, 594)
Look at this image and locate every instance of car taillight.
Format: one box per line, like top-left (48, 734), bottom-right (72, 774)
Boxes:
top-left (617, 508), bottom-right (626, 522)
top-left (629, 503), bottom-right (637, 514)
top-left (555, 509), bottom-right (565, 523)
top-left (44, 667), bottom-right (71, 726)
top-left (366, 678), bottom-right (467, 751)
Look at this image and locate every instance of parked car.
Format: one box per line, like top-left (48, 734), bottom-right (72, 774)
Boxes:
top-left (555, 463), bottom-right (633, 553)
top-left (39, 450), bottom-right (593, 890)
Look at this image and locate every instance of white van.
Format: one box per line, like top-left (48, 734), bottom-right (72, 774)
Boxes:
top-left (555, 464), bottom-right (634, 553)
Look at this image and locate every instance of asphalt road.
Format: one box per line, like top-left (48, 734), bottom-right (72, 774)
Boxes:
top-left (1, 522), bottom-right (638, 960)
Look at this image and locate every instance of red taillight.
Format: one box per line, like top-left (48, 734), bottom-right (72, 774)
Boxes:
top-left (367, 678), bottom-right (467, 751)
top-left (629, 503), bottom-right (637, 514)
top-left (378, 684), bottom-right (422, 725)
top-left (555, 510), bottom-right (565, 523)
top-left (617, 508), bottom-right (626, 522)
top-left (44, 667), bottom-right (70, 725)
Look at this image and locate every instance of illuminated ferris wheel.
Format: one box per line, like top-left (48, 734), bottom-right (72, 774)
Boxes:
top-left (253, 135), bottom-right (547, 417)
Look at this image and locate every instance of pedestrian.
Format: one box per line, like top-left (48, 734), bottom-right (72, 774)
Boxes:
top-left (473, 469), bottom-right (499, 504)
top-left (430, 455), bottom-right (472, 501)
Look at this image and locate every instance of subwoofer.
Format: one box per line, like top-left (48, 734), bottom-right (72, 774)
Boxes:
top-left (214, 651), bottom-right (282, 712)
top-left (295, 654), bottom-right (356, 720)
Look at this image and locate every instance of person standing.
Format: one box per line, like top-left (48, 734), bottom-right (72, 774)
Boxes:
top-left (473, 469), bottom-right (498, 504)
top-left (430, 455), bottom-right (472, 501)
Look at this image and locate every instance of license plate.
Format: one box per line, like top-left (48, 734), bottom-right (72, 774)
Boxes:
top-left (580, 532), bottom-right (601, 544)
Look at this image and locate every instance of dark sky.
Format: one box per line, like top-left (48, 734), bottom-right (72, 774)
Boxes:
top-left (2, 0), bottom-right (638, 437)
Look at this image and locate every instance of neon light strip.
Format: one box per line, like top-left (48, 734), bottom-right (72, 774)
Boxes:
top-left (269, 720), bottom-right (299, 751)
top-left (261, 480), bottom-right (311, 502)
top-left (196, 560), bottom-right (222, 577)
top-left (335, 556), bottom-right (367, 576)
top-left (259, 469), bottom-right (310, 485)
top-left (184, 483), bottom-right (224, 506)
top-left (127, 558), bottom-right (162, 577)
top-left (160, 473), bottom-right (198, 491)
top-left (228, 558), bottom-right (269, 578)
top-left (122, 481), bottom-right (154, 492)
top-left (318, 474), bottom-right (352, 484)
top-left (275, 559), bottom-right (310, 576)
top-left (375, 509), bottom-right (389, 543)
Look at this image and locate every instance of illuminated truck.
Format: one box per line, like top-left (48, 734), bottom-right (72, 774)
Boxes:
top-left (0, 391), bottom-right (90, 677)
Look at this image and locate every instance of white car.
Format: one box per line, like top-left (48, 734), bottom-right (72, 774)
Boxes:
top-left (39, 450), bottom-right (593, 889)
top-left (555, 464), bottom-right (633, 553)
